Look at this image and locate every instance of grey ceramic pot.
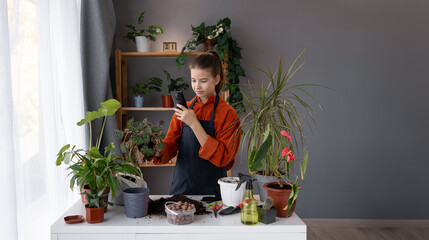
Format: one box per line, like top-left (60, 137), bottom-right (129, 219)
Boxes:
top-left (252, 174), bottom-right (278, 202)
top-left (123, 188), bottom-right (150, 218)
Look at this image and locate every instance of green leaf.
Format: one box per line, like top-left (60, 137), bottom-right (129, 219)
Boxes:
top-left (76, 111), bottom-right (99, 126)
top-left (63, 152), bottom-right (71, 165)
top-left (99, 99), bottom-right (121, 117)
top-left (300, 151), bottom-right (308, 180)
top-left (249, 134), bottom-right (272, 172)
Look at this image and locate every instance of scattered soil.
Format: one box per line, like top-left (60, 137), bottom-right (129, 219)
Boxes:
top-left (148, 195), bottom-right (210, 215)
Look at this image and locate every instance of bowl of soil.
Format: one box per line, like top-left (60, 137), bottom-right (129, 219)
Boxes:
top-left (218, 177), bottom-right (245, 207)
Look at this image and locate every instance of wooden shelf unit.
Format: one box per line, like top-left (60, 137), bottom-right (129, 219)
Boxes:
top-left (114, 49), bottom-right (230, 175)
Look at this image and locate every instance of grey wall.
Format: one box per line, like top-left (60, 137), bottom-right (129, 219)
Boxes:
top-left (113, 0), bottom-right (429, 219)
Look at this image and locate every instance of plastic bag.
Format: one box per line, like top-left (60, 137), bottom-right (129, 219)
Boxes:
top-left (111, 173), bottom-right (147, 205)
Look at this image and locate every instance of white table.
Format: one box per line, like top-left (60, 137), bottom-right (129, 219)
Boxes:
top-left (51, 195), bottom-right (306, 240)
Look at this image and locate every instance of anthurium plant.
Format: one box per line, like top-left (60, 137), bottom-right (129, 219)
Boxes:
top-left (238, 46), bottom-right (324, 215)
top-left (56, 99), bottom-right (142, 199)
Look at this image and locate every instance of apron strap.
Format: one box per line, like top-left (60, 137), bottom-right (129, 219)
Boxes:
top-left (209, 94), bottom-right (220, 124)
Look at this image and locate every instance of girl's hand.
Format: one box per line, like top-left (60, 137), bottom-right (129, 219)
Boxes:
top-left (174, 104), bottom-right (198, 127)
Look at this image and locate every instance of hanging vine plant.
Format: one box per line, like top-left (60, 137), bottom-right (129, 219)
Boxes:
top-left (176, 18), bottom-right (245, 113)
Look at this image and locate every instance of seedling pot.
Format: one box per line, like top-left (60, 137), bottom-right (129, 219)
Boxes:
top-left (257, 205), bottom-right (277, 224)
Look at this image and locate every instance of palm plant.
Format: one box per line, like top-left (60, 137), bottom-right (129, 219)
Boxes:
top-left (237, 46), bottom-right (324, 213)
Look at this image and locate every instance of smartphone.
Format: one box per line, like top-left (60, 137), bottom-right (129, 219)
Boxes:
top-left (171, 91), bottom-right (188, 109)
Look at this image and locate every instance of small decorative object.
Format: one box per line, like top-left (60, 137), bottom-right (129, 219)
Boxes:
top-left (238, 46), bottom-right (325, 217)
top-left (176, 18), bottom-right (245, 112)
top-left (163, 42), bottom-right (177, 52)
top-left (124, 11), bottom-right (164, 52)
top-left (150, 70), bottom-right (188, 108)
top-left (123, 188), bottom-right (150, 218)
top-left (131, 77), bottom-right (162, 107)
top-left (218, 177), bottom-right (245, 207)
top-left (165, 201), bottom-right (196, 225)
top-left (115, 118), bottom-right (165, 166)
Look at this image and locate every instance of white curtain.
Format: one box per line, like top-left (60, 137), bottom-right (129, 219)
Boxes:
top-left (0, 0), bottom-right (85, 239)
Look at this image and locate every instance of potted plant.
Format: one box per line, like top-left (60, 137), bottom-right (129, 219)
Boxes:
top-left (115, 118), bottom-right (165, 166)
top-left (56, 99), bottom-right (143, 215)
top-left (124, 11), bottom-right (164, 52)
top-left (131, 77), bottom-right (162, 107)
top-left (176, 18), bottom-right (245, 112)
top-left (82, 185), bottom-right (110, 223)
top-left (238, 47), bottom-right (323, 217)
top-left (150, 69), bottom-right (189, 107)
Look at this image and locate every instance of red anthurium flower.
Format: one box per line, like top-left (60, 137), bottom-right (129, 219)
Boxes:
top-left (281, 130), bottom-right (292, 142)
top-left (282, 147), bottom-right (291, 158)
top-left (287, 151), bottom-right (295, 162)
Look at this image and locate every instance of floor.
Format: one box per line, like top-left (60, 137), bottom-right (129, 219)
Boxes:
top-left (304, 219), bottom-right (429, 240)
top-left (307, 227), bottom-right (429, 240)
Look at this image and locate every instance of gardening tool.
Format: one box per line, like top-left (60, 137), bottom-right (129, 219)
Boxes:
top-left (208, 201), bottom-right (223, 218)
top-left (219, 204), bottom-right (242, 215)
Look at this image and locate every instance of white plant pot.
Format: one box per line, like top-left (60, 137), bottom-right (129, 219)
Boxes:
top-left (218, 177), bottom-right (245, 207)
top-left (135, 36), bottom-right (151, 52)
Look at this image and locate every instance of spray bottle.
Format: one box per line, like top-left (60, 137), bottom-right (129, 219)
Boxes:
top-left (236, 173), bottom-right (258, 225)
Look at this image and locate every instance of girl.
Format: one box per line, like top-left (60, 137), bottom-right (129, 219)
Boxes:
top-left (152, 50), bottom-right (241, 195)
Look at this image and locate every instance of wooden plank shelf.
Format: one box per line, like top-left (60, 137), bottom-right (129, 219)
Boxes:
top-left (121, 51), bottom-right (204, 58)
top-left (139, 162), bottom-right (176, 167)
top-left (122, 107), bottom-right (174, 111)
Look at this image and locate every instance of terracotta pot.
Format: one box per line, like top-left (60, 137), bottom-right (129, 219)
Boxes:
top-left (263, 182), bottom-right (297, 218)
top-left (204, 39), bottom-right (216, 51)
top-left (85, 205), bottom-right (105, 224)
top-left (162, 95), bottom-right (174, 108)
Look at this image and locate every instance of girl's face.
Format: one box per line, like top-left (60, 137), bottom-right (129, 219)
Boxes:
top-left (190, 68), bottom-right (220, 103)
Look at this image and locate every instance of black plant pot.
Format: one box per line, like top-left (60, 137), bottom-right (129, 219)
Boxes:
top-left (257, 205), bottom-right (277, 224)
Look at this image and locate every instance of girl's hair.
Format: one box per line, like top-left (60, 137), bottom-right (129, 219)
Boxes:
top-left (188, 50), bottom-right (224, 94)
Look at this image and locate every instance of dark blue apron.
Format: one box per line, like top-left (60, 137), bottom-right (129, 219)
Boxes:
top-left (170, 94), bottom-right (227, 195)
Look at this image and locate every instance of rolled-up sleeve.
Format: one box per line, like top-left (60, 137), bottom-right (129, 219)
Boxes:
top-left (199, 109), bottom-right (241, 170)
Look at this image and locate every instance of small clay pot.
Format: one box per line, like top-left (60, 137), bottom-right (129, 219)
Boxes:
top-left (162, 95), bottom-right (174, 108)
top-left (85, 205), bottom-right (104, 224)
top-left (81, 184), bottom-right (110, 212)
top-left (263, 182), bottom-right (297, 218)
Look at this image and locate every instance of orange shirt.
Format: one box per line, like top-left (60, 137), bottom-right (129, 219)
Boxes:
top-left (153, 95), bottom-right (241, 170)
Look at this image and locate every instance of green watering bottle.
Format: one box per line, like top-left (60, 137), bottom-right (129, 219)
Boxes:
top-left (236, 173), bottom-right (258, 225)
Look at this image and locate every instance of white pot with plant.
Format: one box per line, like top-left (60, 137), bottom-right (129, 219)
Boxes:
top-left (218, 177), bottom-right (245, 207)
top-left (124, 11), bottom-right (163, 52)
top-left (131, 77), bottom-right (162, 107)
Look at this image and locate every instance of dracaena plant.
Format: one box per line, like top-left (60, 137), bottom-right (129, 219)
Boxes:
top-left (124, 11), bottom-right (164, 42)
top-left (56, 99), bottom-right (143, 199)
top-left (237, 46), bottom-right (324, 215)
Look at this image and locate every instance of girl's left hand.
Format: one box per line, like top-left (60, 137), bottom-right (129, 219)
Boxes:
top-left (174, 104), bottom-right (198, 127)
